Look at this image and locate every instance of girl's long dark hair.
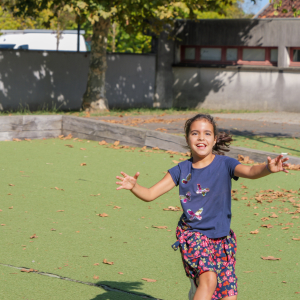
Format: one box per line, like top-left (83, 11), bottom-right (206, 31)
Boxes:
top-left (184, 114), bottom-right (233, 155)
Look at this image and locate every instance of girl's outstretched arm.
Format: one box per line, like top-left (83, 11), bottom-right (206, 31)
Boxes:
top-left (234, 154), bottom-right (289, 179)
top-left (116, 172), bottom-right (176, 202)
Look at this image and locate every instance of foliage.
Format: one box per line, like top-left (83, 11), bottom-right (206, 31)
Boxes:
top-left (273, 0), bottom-right (300, 16)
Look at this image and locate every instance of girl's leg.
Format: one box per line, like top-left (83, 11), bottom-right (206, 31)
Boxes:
top-left (193, 271), bottom-right (217, 300)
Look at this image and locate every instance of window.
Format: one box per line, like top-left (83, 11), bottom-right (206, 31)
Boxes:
top-left (17, 45), bottom-right (29, 50)
top-left (289, 48), bottom-right (300, 66)
top-left (226, 48), bottom-right (238, 61)
top-left (270, 49), bottom-right (278, 62)
top-left (242, 48), bottom-right (265, 61)
top-left (181, 46), bottom-right (278, 66)
top-left (293, 49), bottom-right (300, 62)
top-left (200, 48), bottom-right (221, 61)
top-left (0, 44), bottom-right (16, 49)
top-left (184, 47), bottom-right (196, 60)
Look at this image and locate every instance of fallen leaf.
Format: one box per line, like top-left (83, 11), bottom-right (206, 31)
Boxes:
top-left (142, 278), bottom-right (157, 282)
top-left (13, 138), bottom-right (21, 142)
top-left (57, 210), bottom-right (64, 212)
top-left (52, 187), bottom-right (64, 191)
top-left (261, 224), bottom-right (273, 228)
top-left (250, 229), bottom-right (259, 234)
top-left (270, 213), bottom-right (278, 218)
top-left (21, 268), bottom-right (34, 273)
top-left (152, 225), bottom-right (168, 229)
top-left (50, 228), bottom-right (56, 231)
top-left (7, 193), bottom-right (12, 195)
top-left (282, 281), bottom-right (287, 283)
top-left (243, 271), bottom-right (254, 273)
top-left (118, 272), bottom-right (124, 275)
top-left (103, 259), bottom-right (114, 265)
top-left (93, 275), bottom-right (99, 280)
top-left (80, 148), bottom-right (86, 150)
top-left (163, 206), bottom-right (182, 211)
top-left (261, 217), bottom-right (269, 221)
top-left (63, 134), bottom-right (73, 140)
top-left (65, 144), bottom-right (74, 148)
top-left (292, 238), bottom-right (300, 241)
top-left (94, 263), bottom-right (99, 266)
top-left (80, 163), bottom-right (87, 166)
top-left (261, 256), bottom-right (281, 260)
top-left (98, 140), bottom-right (108, 145)
top-left (282, 227), bottom-right (289, 230)
top-left (172, 160), bottom-right (180, 164)
top-left (292, 216), bottom-right (299, 219)
top-left (1, 224), bottom-right (6, 226)
top-left (8, 206), bottom-right (13, 209)
top-left (113, 206), bottom-right (121, 209)
top-left (241, 197), bottom-right (248, 200)
top-left (97, 213), bottom-right (108, 217)
top-left (152, 147), bottom-right (159, 150)
top-left (24, 138), bottom-right (31, 141)
top-left (8, 184), bottom-right (15, 186)
top-left (113, 141), bottom-right (120, 146)
top-left (30, 234), bottom-right (38, 239)
top-left (254, 213), bottom-right (259, 216)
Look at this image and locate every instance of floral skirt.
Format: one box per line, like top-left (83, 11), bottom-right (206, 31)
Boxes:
top-left (172, 224), bottom-right (238, 300)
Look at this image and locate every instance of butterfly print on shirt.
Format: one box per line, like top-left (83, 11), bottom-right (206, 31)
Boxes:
top-left (196, 184), bottom-right (210, 196)
top-left (182, 173), bottom-right (191, 184)
top-left (187, 207), bottom-right (203, 221)
top-left (179, 191), bottom-right (191, 203)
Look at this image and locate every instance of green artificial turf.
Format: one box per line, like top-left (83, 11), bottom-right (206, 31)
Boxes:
top-left (0, 138), bottom-right (299, 299)
top-left (232, 136), bottom-right (300, 158)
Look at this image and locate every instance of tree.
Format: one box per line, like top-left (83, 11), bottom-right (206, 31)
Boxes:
top-left (2, 0), bottom-right (236, 111)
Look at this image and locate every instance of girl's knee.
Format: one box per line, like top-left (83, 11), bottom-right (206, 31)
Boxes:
top-left (198, 271), bottom-right (217, 290)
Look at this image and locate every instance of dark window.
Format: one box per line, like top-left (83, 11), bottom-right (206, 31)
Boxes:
top-left (293, 50), bottom-right (300, 62)
top-left (17, 45), bottom-right (29, 50)
top-left (0, 44), bottom-right (16, 49)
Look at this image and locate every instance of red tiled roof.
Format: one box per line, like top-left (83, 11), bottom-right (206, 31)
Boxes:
top-left (256, 0), bottom-right (300, 18)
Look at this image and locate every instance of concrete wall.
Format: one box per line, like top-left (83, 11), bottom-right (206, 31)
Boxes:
top-left (0, 50), bottom-right (155, 111)
top-left (173, 66), bottom-right (300, 112)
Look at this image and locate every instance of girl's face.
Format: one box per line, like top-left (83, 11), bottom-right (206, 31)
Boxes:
top-left (186, 119), bottom-right (216, 158)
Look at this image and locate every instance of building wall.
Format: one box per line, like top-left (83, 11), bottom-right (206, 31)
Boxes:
top-left (0, 50), bottom-right (155, 111)
top-left (173, 66), bottom-right (300, 112)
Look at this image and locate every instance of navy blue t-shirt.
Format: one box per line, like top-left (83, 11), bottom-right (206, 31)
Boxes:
top-left (168, 155), bottom-right (240, 239)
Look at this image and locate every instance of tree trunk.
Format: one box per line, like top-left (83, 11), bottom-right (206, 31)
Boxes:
top-left (82, 17), bottom-right (110, 111)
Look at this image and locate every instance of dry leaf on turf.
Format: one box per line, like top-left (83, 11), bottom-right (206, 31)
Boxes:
top-left (8, 184), bottom-right (15, 186)
top-left (99, 140), bottom-right (108, 145)
top-left (270, 213), bottom-right (278, 218)
top-left (261, 256), bottom-right (281, 260)
top-left (250, 229), bottom-right (259, 234)
top-left (97, 213), bottom-right (108, 217)
top-left (282, 227), bottom-right (289, 230)
top-left (261, 224), bottom-right (273, 228)
top-left (93, 275), bottom-right (99, 280)
top-left (163, 206), bottom-right (181, 211)
top-left (113, 206), bottom-right (121, 209)
top-left (8, 206), bottom-right (13, 209)
top-left (172, 160), bottom-right (180, 164)
top-left (103, 259), bottom-right (114, 265)
top-left (152, 225), bottom-right (168, 229)
top-left (24, 138), bottom-right (31, 141)
top-left (94, 263), bottom-right (99, 266)
top-left (261, 217), bottom-right (270, 221)
top-left (142, 278), bottom-right (157, 282)
top-left (51, 228), bottom-right (56, 231)
top-left (113, 141), bottom-right (120, 146)
top-left (64, 134), bottom-right (72, 140)
top-left (13, 138), bottom-right (21, 142)
top-left (65, 144), bottom-right (74, 148)
top-left (53, 187), bottom-right (64, 191)
top-left (292, 238), bottom-right (300, 241)
top-left (152, 147), bottom-right (159, 150)
top-left (30, 234), bottom-right (38, 239)
top-left (1, 224), bottom-right (6, 226)
top-left (118, 272), bottom-right (124, 275)
top-left (80, 163), bottom-right (87, 166)
top-left (57, 210), bottom-right (64, 212)
top-left (80, 148), bottom-right (86, 150)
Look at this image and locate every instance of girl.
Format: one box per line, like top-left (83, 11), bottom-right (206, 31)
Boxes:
top-left (116, 114), bottom-right (289, 300)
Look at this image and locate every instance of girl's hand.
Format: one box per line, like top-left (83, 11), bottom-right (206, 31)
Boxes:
top-left (116, 172), bottom-right (140, 190)
top-left (267, 155), bottom-right (289, 173)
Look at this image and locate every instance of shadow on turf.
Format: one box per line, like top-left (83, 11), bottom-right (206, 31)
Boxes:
top-left (91, 280), bottom-right (158, 300)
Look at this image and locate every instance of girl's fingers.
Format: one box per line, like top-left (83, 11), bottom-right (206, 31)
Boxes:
top-left (120, 171), bottom-right (128, 177)
top-left (116, 176), bottom-right (124, 181)
top-left (134, 172), bottom-right (140, 179)
top-left (116, 181), bottom-right (123, 185)
top-left (116, 186), bottom-right (124, 190)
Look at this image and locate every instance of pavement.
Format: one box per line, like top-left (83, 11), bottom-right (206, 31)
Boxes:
top-left (94, 112), bottom-right (300, 138)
